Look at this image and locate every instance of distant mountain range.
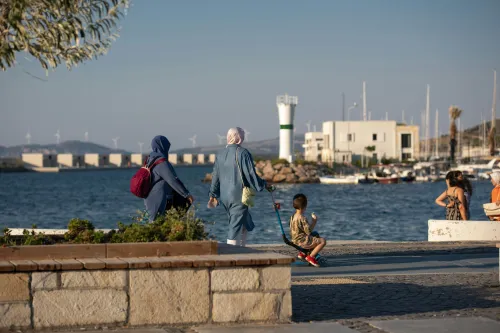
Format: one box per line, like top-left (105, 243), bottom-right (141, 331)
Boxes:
top-left (0, 140), bottom-right (129, 158)
top-left (0, 135), bottom-right (306, 158)
top-left (171, 135), bottom-right (306, 157)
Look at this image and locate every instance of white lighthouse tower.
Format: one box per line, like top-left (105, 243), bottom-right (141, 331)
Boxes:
top-left (276, 94), bottom-right (298, 162)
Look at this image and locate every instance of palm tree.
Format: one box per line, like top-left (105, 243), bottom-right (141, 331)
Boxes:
top-left (0, 0), bottom-right (129, 72)
top-left (489, 70), bottom-right (497, 156)
top-left (449, 106), bottom-right (463, 163)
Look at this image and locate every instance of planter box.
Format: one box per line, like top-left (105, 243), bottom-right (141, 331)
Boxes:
top-left (0, 242), bottom-right (294, 330)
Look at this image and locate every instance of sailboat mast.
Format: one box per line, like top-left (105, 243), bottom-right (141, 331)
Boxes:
top-left (493, 70), bottom-right (497, 129)
top-left (435, 109), bottom-right (439, 158)
top-left (425, 85), bottom-right (430, 160)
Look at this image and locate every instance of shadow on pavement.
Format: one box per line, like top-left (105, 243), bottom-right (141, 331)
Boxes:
top-left (292, 280), bottom-right (500, 322)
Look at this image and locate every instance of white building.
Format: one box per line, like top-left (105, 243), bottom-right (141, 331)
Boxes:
top-left (304, 121), bottom-right (419, 164)
top-left (302, 132), bottom-right (324, 162)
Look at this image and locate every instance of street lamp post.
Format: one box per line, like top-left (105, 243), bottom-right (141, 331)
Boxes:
top-left (347, 103), bottom-right (358, 164)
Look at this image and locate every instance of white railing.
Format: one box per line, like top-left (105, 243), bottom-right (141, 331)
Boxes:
top-left (276, 94), bottom-right (298, 105)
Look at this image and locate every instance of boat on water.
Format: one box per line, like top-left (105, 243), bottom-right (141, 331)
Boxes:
top-left (319, 175), bottom-right (359, 185)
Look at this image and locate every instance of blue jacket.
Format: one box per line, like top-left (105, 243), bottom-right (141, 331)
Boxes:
top-left (209, 144), bottom-right (266, 239)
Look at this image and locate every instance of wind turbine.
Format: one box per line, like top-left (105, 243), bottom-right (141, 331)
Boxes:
top-left (25, 131), bottom-right (31, 145)
top-left (84, 131), bottom-right (89, 142)
top-left (243, 129), bottom-right (250, 142)
top-left (189, 135), bottom-right (197, 148)
top-left (112, 137), bottom-right (120, 149)
top-left (138, 142), bottom-right (144, 154)
top-left (217, 134), bottom-right (225, 145)
top-left (54, 129), bottom-right (61, 145)
top-left (305, 121), bottom-right (311, 132)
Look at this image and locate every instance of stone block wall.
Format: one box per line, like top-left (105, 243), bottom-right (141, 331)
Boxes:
top-left (0, 254), bottom-right (292, 329)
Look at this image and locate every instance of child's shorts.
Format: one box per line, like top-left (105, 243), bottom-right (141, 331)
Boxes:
top-left (299, 235), bottom-right (322, 249)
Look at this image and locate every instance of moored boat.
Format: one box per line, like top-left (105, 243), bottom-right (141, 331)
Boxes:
top-left (319, 175), bottom-right (359, 185)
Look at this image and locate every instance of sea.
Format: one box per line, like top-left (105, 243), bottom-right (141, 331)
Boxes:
top-left (0, 166), bottom-right (493, 244)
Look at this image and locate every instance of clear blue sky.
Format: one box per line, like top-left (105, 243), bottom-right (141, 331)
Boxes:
top-left (1, 0), bottom-right (499, 151)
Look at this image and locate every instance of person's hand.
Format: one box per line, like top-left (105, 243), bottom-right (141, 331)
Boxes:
top-left (446, 201), bottom-right (454, 208)
top-left (187, 195), bottom-right (195, 204)
top-left (311, 213), bottom-right (318, 222)
top-left (266, 184), bottom-right (275, 192)
top-left (207, 196), bottom-right (218, 209)
top-left (495, 200), bottom-right (500, 206)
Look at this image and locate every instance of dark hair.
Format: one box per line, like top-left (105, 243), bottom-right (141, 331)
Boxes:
top-left (454, 170), bottom-right (473, 195)
top-left (293, 193), bottom-right (308, 210)
top-left (445, 171), bottom-right (459, 187)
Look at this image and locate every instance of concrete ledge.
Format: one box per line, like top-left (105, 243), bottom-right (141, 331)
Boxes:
top-left (0, 241), bottom-right (217, 260)
top-left (428, 220), bottom-right (500, 242)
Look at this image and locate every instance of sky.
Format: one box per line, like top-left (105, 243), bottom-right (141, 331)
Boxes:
top-left (1, 0), bottom-right (499, 152)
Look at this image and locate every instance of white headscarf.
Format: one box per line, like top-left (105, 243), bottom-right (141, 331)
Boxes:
top-left (491, 171), bottom-right (500, 185)
top-left (227, 127), bottom-right (245, 145)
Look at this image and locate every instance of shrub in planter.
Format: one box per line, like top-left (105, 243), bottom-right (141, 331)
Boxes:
top-left (0, 209), bottom-right (208, 246)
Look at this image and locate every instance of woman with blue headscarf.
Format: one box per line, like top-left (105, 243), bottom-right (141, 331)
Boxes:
top-left (208, 127), bottom-right (270, 246)
top-left (144, 135), bottom-right (194, 221)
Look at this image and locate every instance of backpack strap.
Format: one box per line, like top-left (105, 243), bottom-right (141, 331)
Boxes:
top-left (146, 158), bottom-right (166, 170)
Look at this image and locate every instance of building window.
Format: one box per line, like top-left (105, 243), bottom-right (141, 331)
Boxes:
top-left (402, 134), bottom-right (412, 148)
top-left (372, 134), bottom-right (377, 141)
top-left (347, 133), bottom-right (355, 142)
top-left (402, 153), bottom-right (412, 160)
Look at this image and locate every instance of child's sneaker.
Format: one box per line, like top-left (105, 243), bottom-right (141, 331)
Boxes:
top-left (297, 252), bottom-right (306, 261)
top-left (306, 255), bottom-right (320, 267)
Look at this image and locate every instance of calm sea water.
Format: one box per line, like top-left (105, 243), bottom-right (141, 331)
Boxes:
top-left (0, 166), bottom-right (492, 244)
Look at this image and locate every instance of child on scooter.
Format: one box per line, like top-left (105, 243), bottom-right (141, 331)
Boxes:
top-left (289, 193), bottom-right (327, 267)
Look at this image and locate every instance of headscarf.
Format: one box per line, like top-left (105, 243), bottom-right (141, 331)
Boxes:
top-left (491, 171), bottom-right (500, 186)
top-left (147, 135), bottom-right (171, 166)
top-left (227, 127), bottom-right (245, 145)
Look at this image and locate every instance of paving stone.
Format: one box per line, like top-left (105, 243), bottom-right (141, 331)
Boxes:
top-left (211, 268), bottom-right (259, 291)
top-left (0, 273), bottom-right (29, 301)
top-left (129, 268), bottom-right (209, 325)
top-left (194, 322), bottom-right (360, 332)
top-left (33, 289), bottom-right (127, 328)
top-left (369, 317), bottom-right (500, 333)
top-left (32, 271), bottom-right (58, 290)
top-left (212, 292), bottom-right (282, 323)
top-left (0, 303), bottom-right (31, 328)
top-left (61, 270), bottom-right (126, 288)
top-left (261, 266), bottom-right (291, 290)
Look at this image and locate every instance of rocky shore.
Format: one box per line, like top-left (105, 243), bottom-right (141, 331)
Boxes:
top-left (203, 160), bottom-right (331, 183)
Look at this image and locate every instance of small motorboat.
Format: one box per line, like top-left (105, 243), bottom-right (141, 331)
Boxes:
top-left (319, 175), bottom-right (359, 185)
top-left (371, 171), bottom-right (400, 184)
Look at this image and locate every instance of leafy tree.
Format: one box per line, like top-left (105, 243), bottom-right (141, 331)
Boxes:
top-left (0, 0), bottom-right (129, 72)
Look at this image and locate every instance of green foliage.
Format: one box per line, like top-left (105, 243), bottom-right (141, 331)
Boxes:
top-left (0, 209), bottom-right (208, 246)
top-left (381, 157), bottom-right (397, 165)
top-left (270, 158), bottom-right (290, 166)
top-left (294, 159), bottom-right (318, 166)
top-left (0, 226), bottom-right (54, 246)
top-left (0, 0), bottom-right (129, 72)
top-left (365, 146), bottom-right (376, 152)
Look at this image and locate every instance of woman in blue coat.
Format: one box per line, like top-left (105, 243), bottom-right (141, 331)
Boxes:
top-left (208, 128), bottom-right (269, 246)
top-left (144, 135), bottom-right (194, 221)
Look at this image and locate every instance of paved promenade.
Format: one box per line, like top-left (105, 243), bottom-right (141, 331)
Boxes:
top-left (28, 242), bottom-right (500, 333)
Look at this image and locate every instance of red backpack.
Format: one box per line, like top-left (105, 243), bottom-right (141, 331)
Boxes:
top-left (130, 158), bottom-right (166, 198)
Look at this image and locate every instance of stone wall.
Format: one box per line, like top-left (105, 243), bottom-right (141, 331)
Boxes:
top-left (0, 252), bottom-right (293, 329)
